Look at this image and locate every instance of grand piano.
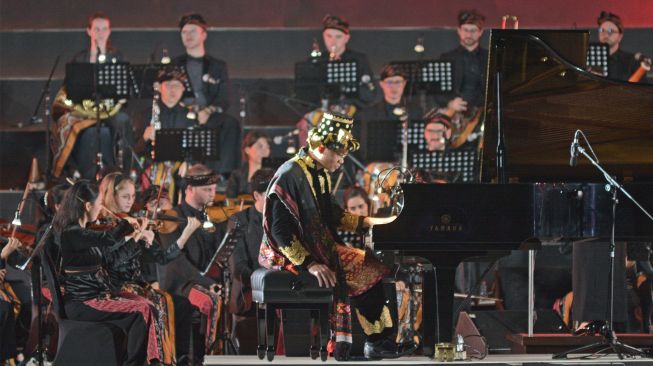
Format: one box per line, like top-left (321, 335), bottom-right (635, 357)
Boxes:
top-left (373, 30), bottom-right (653, 357)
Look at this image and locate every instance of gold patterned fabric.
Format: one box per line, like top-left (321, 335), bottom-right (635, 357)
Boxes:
top-left (279, 235), bottom-right (311, 266)
top-left (336, 244), bottom-right (388, 296)
top-left (356, 306), bottom-right (393, 335)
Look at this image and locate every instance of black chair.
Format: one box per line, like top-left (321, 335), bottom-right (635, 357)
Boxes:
top-left (40, 253), bottom-right (127, 365)
top-left (251, 268), bottom-right (333, 361)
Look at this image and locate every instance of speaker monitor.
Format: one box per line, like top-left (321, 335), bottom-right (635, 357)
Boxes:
top-left (455, 310), bottom-right (569, 354)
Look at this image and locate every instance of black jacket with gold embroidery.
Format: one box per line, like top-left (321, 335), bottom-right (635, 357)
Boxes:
top-left (258, 148), bottom-right (365, 270)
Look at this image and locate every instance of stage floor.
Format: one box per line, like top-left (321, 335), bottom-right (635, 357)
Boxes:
top-left (204, 354), bottom-right (653, 365)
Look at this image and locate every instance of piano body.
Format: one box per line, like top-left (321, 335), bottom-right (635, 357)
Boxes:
top-left (373, 29), bottom-right (653, 357)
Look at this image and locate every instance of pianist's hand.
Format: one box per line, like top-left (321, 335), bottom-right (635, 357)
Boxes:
top-left (364, 215), bottom-right (398, 227)
top-left (308, 262), bottom-right (336, 288)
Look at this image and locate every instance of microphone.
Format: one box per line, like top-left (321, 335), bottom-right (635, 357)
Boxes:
top-left (361, 74), bottom-right (375, 91)
top-left (569, 131), bottom-right (579, 167)
top-left (273, 129), bottom-right (299, 145)
top-left (160, 47), bottom-right (171, 64)
top-left (414, 34), bottom-right (425, 53)
top-left (202, 74), bottom-right (220, 85)
top-left (96, 45), bottom-right (106, 63)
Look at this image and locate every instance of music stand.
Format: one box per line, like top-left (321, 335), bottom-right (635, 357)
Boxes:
top-left (202, 222), bottom-right (241, 354)
top-left (294, 59), bottom-right (360, 104)
top-left (389, 60), bottom-right (454, 96)
top-left (360, 119), bottom-right (401, 162)
top-left (153, 128), bottom-right (219, 163)
top-left (586, 43), bottom-right (610, 77)
top-left (130, 64), bottom-right (193, 99)
top-left (410, 148), bottom-right (479, 183)
top-left (65, 62), bottom-right (133, 172)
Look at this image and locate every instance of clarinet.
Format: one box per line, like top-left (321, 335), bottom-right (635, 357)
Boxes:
top-left (148, 89), bottom-right (162, 184)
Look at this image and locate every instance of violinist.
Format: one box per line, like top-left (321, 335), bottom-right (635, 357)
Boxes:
top-left (161, 164), bottom-right (223, 359)
top-left (98, 172), bottom-right (198, 365)
top-left (52, 180), bottom-right (154, 366)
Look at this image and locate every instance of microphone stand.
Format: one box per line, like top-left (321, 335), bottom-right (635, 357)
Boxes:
top-left (28, 56), bottom-right (60, 185)
top-left (18, 225), bottom-right (53, 366)
top-left (94, 47), bottom-right (104, 176)
top-left (553, 135), bottom-right (653, 360)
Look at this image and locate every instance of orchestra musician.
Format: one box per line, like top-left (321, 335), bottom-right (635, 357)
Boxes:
top-left (358, 64), bottom-right (421, 125)
top-left (423, 113), bottom-right (453, 153)
top-left (258, 113), bottom-right (415, 360)
top-left (52, 12), bottom-right (134, 180)
top-left (597, 11), bottom-right (649, 83)
top-left (317, 15), bottom-right (378, 108)
top-left (51, 180), bottom-right (155, 366)
top-left (161, 164), bottom-right (224, 359)
top-left (225, 130), bottom-right (271, 198)
top-left (98, 172), bottom-right (198, 365)
top-left (173, 13), bottom-right (242, 176)
top-left (438, 9), bottom-right (488, 114)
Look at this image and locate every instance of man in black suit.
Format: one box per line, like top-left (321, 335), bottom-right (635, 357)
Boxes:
top-left (174, 13), bottom-right (241, 176)
top-left (439, 9), bottom-right (489, 114)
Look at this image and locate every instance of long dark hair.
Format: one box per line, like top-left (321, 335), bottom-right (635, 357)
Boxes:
top-left (52, 180), bottom-right (99, 233)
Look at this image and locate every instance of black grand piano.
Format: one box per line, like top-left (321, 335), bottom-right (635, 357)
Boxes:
top-left (373, 30), bottom-right (653, 357)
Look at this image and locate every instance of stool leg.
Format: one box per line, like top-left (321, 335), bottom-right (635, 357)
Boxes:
top-left (309, 309), bottom-right (320, 359)
top-left (257, 303), bottom-right (266, 360)
top-left (266, 304), bottom-right (276, 361)
top-left (319, 303), bottom-right (330, 361)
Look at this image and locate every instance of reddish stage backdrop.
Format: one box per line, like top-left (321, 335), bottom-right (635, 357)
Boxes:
top-left (1, 0), bottom-right (652, 30)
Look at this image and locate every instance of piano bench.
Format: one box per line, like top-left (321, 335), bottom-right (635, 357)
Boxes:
top-left (251, 268), bottom-right (333, 361)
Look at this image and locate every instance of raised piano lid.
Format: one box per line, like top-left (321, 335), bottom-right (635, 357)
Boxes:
top-left (481, 29), bottom-right (653, 183)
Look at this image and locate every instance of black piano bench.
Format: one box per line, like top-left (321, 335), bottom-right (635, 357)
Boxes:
top-left (251, 268), bottom-right (333, 361)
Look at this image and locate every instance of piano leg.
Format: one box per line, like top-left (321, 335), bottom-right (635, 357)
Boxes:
top-left (421, 253), bottom-right (486, 358)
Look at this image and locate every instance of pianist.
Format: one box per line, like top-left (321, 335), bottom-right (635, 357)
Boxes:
top-left (258, 112), bottom-right (415, 360)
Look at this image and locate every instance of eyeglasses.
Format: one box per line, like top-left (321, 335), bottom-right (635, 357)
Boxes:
top-left (382, 79), bottom-right (406, 86)
top-left (598, 27), bottom-right (620, 35)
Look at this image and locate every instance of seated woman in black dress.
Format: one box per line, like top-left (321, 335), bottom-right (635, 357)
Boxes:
top-left (225, 130), bottom-right (271, 198)
top-left (52, 180), bottom-right (158, 366)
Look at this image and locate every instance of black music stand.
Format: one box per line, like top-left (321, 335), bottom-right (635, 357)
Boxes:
top-left (410, 148), bottom-right (479, 183)
top-left (389, 60), bottom-right (454, 96)
top-left (586, 43), bottom-right (610, 77)
top-left (66, 62), bottom-right (133, 172)
top-left (294, 59), bottom-right (360, 104)
top-left (360, 119), bottom-right (401, 162)
top-left (153, 128), bottom-right (219, 163)
top-left (202, 222), bottom-right (241, 354)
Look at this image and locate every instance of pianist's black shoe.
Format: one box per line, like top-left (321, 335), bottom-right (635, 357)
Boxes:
top-left (363, 338), bottom-right (417, 360)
